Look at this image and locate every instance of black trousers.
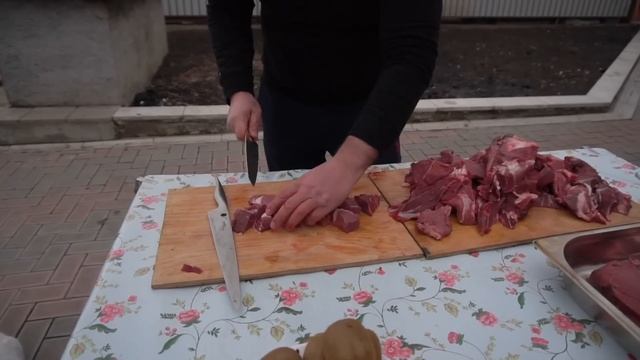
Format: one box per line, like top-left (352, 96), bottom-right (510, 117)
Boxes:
top-left (258, 84), bottom-right (401, 171)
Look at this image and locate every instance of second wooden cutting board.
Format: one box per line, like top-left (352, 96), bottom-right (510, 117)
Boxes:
top-left (152, 176), bottom-right (423, 289)
top-left (369, 169), bottom-right (640, 258)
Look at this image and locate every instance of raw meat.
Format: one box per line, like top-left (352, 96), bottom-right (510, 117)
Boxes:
top-left (181, 264), bottom-right (203, 274)
top-left (254, 213), bottom-right (272, 232)
top-left (339, 197), bottom-right (361, 214)
top-left (589, 254), bottom-right (640, 326)
top-left (389, 134), bottom-right (633, 239)
top-left (232, 208), bottom-right (255, 233)
top-left (332, 209), bottom-right (360, 233)
top-left (416, 205), bottom-right (452, 240)
top-left (354, 194), bottom-right (381, 216)
top-left (248, 194), bottom-right (275, 207)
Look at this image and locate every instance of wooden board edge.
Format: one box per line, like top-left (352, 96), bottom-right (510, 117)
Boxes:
top-left (423, 218), bottom-right (640, 259)
top-left (151, 251), bottom-right (425, 289)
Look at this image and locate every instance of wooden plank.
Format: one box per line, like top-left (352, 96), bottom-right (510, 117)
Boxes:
top-left (369, 169), bottom-right (640, 258)
top-left (152, 176), bottom-right (423, 288)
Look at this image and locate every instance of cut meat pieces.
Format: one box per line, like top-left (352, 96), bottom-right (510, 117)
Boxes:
top-left (416, 205), bottom-right (452, 240)
top-left (564, 184), bottom-right (607, 224)
top-left (232, 208), bottom-right (255, 233)
top-left (332, 209), bottom-right (359, 233)
top-left (339, 197), bottom-right (361, 214)
top-left (354, 194), bottom-right (381, 216)
top-left (390, 135), bottom-right (633, 239)
top-left (254, 213), bottom-right (272, 232)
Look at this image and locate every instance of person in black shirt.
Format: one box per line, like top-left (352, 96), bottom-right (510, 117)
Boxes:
top-left (208, 0), bottom-right (442, 230)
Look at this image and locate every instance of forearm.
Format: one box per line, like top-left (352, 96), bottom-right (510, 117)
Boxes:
top-left (333, 136), bottom-right (379, 173)
top-left (207, 0), bottom-right (255, 101)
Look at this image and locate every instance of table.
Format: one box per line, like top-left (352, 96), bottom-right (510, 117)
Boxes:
top-left (63, 148), bottom-right (640, 360)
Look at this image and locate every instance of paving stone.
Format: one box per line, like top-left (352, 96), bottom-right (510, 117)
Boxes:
top-left (50, 255), bottom-right (85, 284)
top-left (68, 106), bottom-right (118, 122)
top-left (54, 230), bottom-right (99, 244)
top-left (0, 271), bottom-right (51, 290)
top-left (0, 303), bottom-right (33, 336)
top-left (33, 245), bottom-right (68, 271)
top-left (67, 266), bottom-right (101, 298)
top-left (21, 107), bottom-right (75, 121)
top-left (29, 297), bottom-right (87, 320)
top-left (13, 284), bottom-right (70, 304)
top-left (0, 289), bottom-right (18, 317)
top-left (67, 241), bottom-right (114, 254)
top-left (35, 337), bottom-right (69, 360)
top-left (83, 252), bottom-right (107, 266)
top-left (17, 319), bottom-right (51, 360)
top-left (0, 259), bottom-right (35, 275)
top-left (3, 223), bottom-right (39, 248)
top-left (47, 315), bottom-right (79, 338)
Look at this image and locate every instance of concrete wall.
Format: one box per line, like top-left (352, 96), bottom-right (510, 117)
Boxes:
top-left (0, 0), bottom-right (167, 106)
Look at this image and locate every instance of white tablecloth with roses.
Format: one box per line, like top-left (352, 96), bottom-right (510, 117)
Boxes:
top-left (63, 148), bottom-right (640, 360)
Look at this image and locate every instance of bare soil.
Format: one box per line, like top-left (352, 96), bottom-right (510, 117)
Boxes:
top-left (147, 24), bottom-right (638, 106)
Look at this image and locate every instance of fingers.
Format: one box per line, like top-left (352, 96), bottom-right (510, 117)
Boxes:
top-left (229, 113), bottom-right (248, 141)
top-left (248, 106), bottom-right (262, 140)
top-left (266, 183), bottom-right (300, 216)
top-left (305, 208), bottom-right (331, 226)
top-left (285, 198), bottom-right (317, 230)
top-left (271, 192), bottom-right (309, 230)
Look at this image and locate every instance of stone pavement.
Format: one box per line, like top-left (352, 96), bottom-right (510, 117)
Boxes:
top-left (0, 118), bottom-right (639, 359)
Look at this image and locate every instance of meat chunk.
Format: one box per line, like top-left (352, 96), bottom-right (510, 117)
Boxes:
top-left (443, 183), bottom-right (476, 225)
top-left (354, 194), bottom-right (381, 216)
top-left (416, 205), bottom-right (452, 240)
top-left (564, 156), bottom-right (601, 186)
top-left (613, 187), bottom-right (632, 215)
top-left (564, 184), bottom-right (607, 224)
top-left (477, 200), bottom-right (501, 234)
top-left (254, 213), bottom-right (272, 232)
top-left (332, 209), bottom-right (359, 233)
top-left (248, 194), bottom-right (275, 207)
top-left (533, 192), bottom-right (561, 209)
top-left (232, 208), bottom-right (255, 233)
top-left (589, 254), bottom-right (640, 326)
top-left (339, 197), bottom-right (361, 214)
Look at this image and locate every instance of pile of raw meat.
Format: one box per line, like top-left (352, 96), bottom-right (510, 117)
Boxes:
top-left (389, 135), bottom-right (632, 240)
top-left (232, 194), bottom-right (381, 233)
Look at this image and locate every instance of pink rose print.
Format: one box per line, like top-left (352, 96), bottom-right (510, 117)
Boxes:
top-left (552, 313), bottom-right (585, 333)
top-left (99, 303), bottom-right (125, 324)
top-left (506, 272), bottom-right (525, 285)
top-left (141, 195), bottom-right (162, 206)
top-left (353, 290), bottom-right (374, 306)
top-left (469, 251), bottom-right (479, 257)
top-left (178, 309), bottom-right (201, 325)
top-left (476, 311), bottom-right (498, 327)
top-left (531, 326), bottom-right (541, 335)
top-left (325, 268), bottom-right (337, 275)
top-left (217, 285), bottom-right (226, 293)
top-left (226, 176), bottom-right (238, 184)
top-left (142, 220), bottom-right (158, 230)
top-left (450, 264), bottom-right (459, 270)
top-left (437, 271), bottom-right (459, 287)
top-left (510, 257), bottom-right (523, 264)
top-left (346, 308), bottom-right (359, 318)
top-left (280, 289), bottom-right (302, 306)
top-left (447, 331), bottom-right (464, 345)
top-left (299, 282), bottom-right (308, 289)
top-left (383, 338), bottom-right (414, 359)
top-left (127, 295), bottom-right (137, 303)
top-left (610, 180), bottom-right (627, 189)
top-left (110, 248), bottom-right (125, 260)
top-left (531, 336), bottom-right (549, 348)
top-left (163, 326), bottom-right (177, 336)
top-left (622, 163), bottom-right (638, 170)
top-left (376, 267), bottom-right (386, 275)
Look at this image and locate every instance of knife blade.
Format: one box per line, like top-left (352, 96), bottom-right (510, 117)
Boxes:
top-left (245, 135), bottom-right (259, 186)
top-left (208, 176), bottom-right (243, 312)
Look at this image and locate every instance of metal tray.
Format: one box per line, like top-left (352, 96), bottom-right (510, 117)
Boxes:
top-left (535, 224), bottom-right (640, 354)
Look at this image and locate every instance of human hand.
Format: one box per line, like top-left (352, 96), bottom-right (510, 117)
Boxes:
top-left (266, 136), bottom-right (378, 230)
top-left (228, 91), bottom-right (261, 140)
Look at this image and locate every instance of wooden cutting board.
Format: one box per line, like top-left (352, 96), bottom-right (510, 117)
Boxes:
top-left (152, 176), bottom-right (423, 289)
top-left (369, 169), bottom-right (640, 258)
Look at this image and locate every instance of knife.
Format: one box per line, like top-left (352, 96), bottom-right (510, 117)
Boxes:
top-left (208, 176), bottom-right (243, 312)
top-left (245, 135), bottom-right (259, 186)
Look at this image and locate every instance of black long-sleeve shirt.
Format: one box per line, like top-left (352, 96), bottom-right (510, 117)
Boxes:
top-left (208, 0), bottom-right (441, 152)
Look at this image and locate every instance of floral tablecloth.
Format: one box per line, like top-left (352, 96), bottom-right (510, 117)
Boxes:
top-left (64, 148), bottom-right (640, 360)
